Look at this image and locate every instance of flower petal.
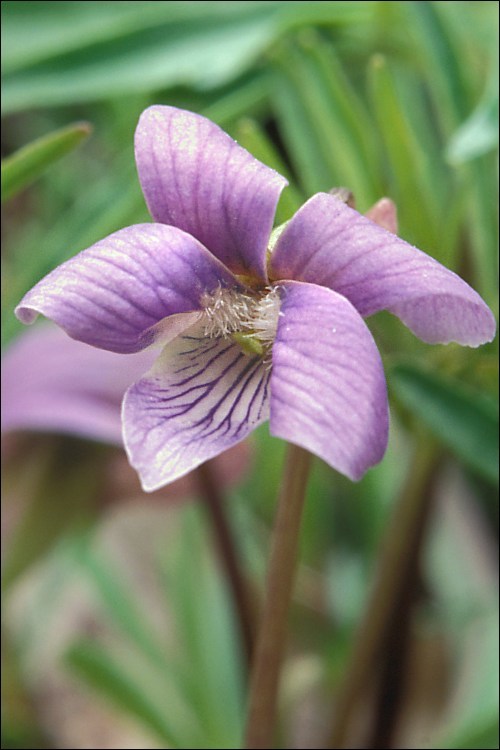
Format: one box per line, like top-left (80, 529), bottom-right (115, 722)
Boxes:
top-left (271, 193), bottom-right (496, 347)
top-left (269, 281), bottom-right (389, 481)
top-left (135, 105), bottom-right (288, 281)
top-left (16, 223), bottom-right (239, 353)
top-left (1, 324), bottom-right (156, 444)
top-left (123, 323), bottom-right (270, 490)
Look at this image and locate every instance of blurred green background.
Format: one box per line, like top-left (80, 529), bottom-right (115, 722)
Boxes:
top-left (1, 2), bottom-right (498, 749)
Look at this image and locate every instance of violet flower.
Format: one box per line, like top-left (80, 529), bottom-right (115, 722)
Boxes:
top-left (1, 323), bottom-right (155, 445)
top-left (15, 106), bottom-right (496, 491)
top-left (1, 323), bottom-right (251, 500)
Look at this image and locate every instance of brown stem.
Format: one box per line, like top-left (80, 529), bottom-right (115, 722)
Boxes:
top-left (368, 570), bottom-right (418, 750)
top-left (328, 433), bottom-right (441, 748)
top-left (244, 443), bottom-right (313, 749)
top-left (195, 459), bottom-right (255, 671)
top-left (368, 479), bottom-right (435, 750)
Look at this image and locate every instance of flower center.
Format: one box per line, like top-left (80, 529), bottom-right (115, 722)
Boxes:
top-left (201, 285), bottom-right (282, 358)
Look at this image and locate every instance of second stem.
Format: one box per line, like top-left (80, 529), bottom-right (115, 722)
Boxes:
top-left (244, 443), bottom-right (312, 749)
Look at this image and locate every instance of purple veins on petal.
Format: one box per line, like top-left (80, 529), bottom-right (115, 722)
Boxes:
top-left (123, 323), bottom-right (270, 491)
top-left (12, 103), bottom-right (497, 491)
top-left (15, 223), bottom-right (240, 353)
top-left (270, 281), bottom-right (389, 481)
top-left (135, 105), bottom-right (288, 282)
top-left (271, 193), bottom-right (496, 347)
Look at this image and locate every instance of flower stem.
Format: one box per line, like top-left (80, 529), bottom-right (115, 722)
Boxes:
top-left (368, 559), bottom-right (420, 749)
top-left (328, 432), bottom-right (441, 748)
top-left (195, 460), bottom-right (255, 671)
top-left (244, 443), bottom-right (312, 749)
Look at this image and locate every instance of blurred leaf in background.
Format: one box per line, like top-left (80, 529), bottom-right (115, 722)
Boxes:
top-left (1, 121), bottom-right (92, 202)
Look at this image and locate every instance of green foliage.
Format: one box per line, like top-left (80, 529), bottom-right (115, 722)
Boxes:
top-left (1, 121), bottom-right (92, 202)
top-left (1, 440), bottom-right (106, 590)
top-left (1, 1), bottom-right (370, 113)
top-left (391, 364), bottom-right (499, 484)
top-left (65, 638), bottom-right (188, 747)
top-left (446, 70), bottom-right (499, 164)
top-left (63, 504), bottom-right (245, 748)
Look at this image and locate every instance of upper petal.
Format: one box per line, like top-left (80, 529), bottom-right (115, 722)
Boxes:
top-left (1, 324), bottom-right (156, 444)
top-left (270, 193), bottom-right (496, 347)
top-left (123, 322), bottom-right (270, 491)
top-left (16, 223), bottom-right (239, 353)
top-left (270, 281), bottom-right (389, 481)
top-left (135, 105), bottom-right (288, 281)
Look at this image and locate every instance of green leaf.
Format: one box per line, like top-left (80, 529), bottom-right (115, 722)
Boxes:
top-left (405, 1), bottom-right (470, 134)
top-left (73, 540), bottom-right (207, 741)
top-left (403, 3), bottom-right (499, 305)
top-left (390, 364), bottom-right (499, 484)
top-left (467, 153), bottom-right (499, 307)
top-left (77, 549), bottom-right (173, 672)
top-left (447, 74), bottom-right (499, 164)
top-left (1, 121), bottom-right (92, 201)
top-left (201, 71), bottom-right (272, 127)
top-left (70, 502), bottom-right (244, 747)
top-left (402, 1), bottom-right (497, 305)
top-left (435, 611), bottom-right (499, 749)
top-left (292, 30), bottom-right (382, 204)
top-left (271, 33), bottom-right (381, 206)
top-left (1, 440), bottom-right (105, 590)
top-left (1, 2), bottom-right (284, 68)
top-left (158, 504), bottom-right (245, 747)
top-left (1, 1), bottom-right (370, 78)
top-left (447, 97), bottom-right (499, 165)
top-left (271, 54), bottom-right (333, 196)
top-left (2, 3), bottom-right (290, 113)
top-left (368, 55), bottom-right (463, 265)
top-left (65, 639), bottom-right (186, 748)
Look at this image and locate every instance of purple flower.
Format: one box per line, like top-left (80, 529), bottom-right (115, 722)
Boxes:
top-left (1, 324), bottom-right (156, 445)
top-left (1, 323), bottom-right (252, 501)
top-left (15, 106), bottom-right (496, 491)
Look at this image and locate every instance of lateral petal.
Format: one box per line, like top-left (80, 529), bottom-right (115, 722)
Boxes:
top-left (123, 323), bottom-right (270, 490)
top-left (271, 193), bottom-right (496, 347)
top-left (135, 105), bottom-right (287, 281)
top-left (16, 223), bottom-right (239, 353)
top-left (270, 281), bottom-right (389, 481)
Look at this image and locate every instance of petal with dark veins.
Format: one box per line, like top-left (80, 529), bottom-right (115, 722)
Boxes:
top-left (16, 223), bottom-right (239, 353)
top-left (123, 323), bottom-right (270, 490)
top-left (135, 105), bottom-right (287, 281)
top-left (270, 281), bottom-right (389, 481)
top-left (271, 193), bottom-right (496, 347)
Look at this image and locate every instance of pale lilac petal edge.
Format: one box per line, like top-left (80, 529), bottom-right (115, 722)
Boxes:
top-left (135, 105), bottom-right (288, 281)
top-left (270, 280), bottom-right (389, 481)
top-left (1, 324), bottom-right (156, 445)
top-left (15, 223), bottom-right (239, 353)
top-left (271, 193), bottom-right (496, 348)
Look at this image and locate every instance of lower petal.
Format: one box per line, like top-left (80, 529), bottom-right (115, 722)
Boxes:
top-left (270, 281), bottom-right (389, 481)
top-left (123, 323), bottom-right (270, 491)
